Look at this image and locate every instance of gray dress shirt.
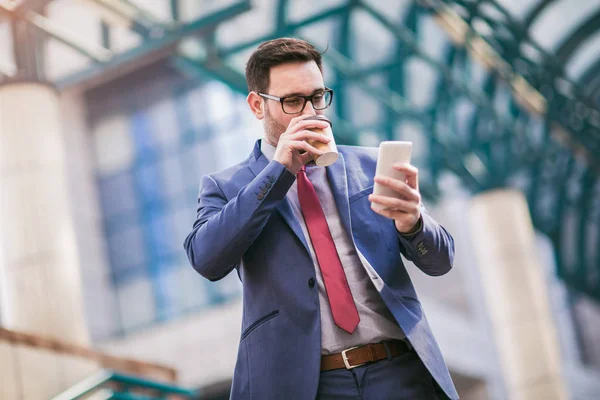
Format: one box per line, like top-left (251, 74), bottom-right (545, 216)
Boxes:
top-left (261, 140), bottom-right (405, 355)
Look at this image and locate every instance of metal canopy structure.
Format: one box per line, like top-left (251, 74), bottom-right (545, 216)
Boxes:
top-left (0, 0), bottom-right (598, 300)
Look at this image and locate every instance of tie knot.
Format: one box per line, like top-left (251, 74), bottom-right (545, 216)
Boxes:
top-left (300, 165), bottom-right (307, 173)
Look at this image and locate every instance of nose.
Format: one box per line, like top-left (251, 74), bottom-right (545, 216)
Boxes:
top-left (302, 100), bottom-right (317, 116)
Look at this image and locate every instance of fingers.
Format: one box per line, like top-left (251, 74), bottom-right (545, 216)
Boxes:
top-left (288, 130), bottom-right (331, 144)
top-left (393, 163), bottom-right (419, 190)
top-left (288, 140), bottom-right (324, 157)
top-left (368, 195), bottom-right (418, 213)
top-left (286, 118), bottom-right (330, 135)
top-left (373, 176), bottom-right (420, 202)
top-left (370, 206), bottom-right (403, 220)
top-left (300, 151), bottom-right (314, 165)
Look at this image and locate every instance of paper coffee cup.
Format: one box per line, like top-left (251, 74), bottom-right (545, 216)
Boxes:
top-left (303, 115), bottom-right (338, 167)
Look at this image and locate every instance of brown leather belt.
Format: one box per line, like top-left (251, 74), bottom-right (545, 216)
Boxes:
top-left (320, 339), bottom-right (411, 372)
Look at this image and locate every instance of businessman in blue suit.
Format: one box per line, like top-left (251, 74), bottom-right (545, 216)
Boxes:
top-left (184, 38), bottom-right (458, 399)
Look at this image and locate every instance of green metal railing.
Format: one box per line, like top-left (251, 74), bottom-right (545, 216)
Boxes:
top-left (50, 370), bottom-right (198, 400)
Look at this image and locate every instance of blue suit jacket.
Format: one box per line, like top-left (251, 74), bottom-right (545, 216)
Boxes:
top-left (184, 140), bottom-right (459, 400)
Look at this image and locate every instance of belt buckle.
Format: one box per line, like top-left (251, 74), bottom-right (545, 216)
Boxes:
top-left (341, 346), bottom-right (365, 369)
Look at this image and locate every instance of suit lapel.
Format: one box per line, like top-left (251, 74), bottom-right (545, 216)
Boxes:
top-left (275, 192), bottom-right (311, 254)
top-left (247, 140), bottom-right (310, 254)
top-left (326, 152), bottom-right (353, 239)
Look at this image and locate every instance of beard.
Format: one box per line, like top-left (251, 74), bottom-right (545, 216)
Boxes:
top-left (263, 104), bottom-right (288, 146)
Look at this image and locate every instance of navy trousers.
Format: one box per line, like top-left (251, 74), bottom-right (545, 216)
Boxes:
top-left (316, 348), bottom-right (449, 400)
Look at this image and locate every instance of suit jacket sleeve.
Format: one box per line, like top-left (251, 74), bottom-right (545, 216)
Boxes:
top-left (183, 161), bottom-right (295, 281)
top-left (396, 206), bottom-right (455, 277)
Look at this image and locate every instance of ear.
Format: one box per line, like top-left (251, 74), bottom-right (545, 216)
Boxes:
top-left (247, 92), bottom-right (264, 120)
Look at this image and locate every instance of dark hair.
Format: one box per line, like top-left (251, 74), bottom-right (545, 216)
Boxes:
top-left (245, 38), bottom-right (323, 93)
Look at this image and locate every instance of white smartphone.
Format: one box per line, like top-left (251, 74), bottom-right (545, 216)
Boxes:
top-left (372, 141), bottom-right (412, 210)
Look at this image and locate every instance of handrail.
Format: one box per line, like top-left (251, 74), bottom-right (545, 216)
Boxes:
top-left (49, 369), bottom-right (197, 400)
top-left (50, 371), bottom-right (113, 400)
top-left (0, 327), bottom-right (176, 381)
top-left (110, 372), bottom-right (197, 395)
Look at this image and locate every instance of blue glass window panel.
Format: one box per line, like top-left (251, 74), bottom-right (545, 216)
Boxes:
top-left (148, 98), bottom-right (180, 151)
top-left (186, 84), bottom-right (209, 131)
top-left (133, 162), bottom-right (164, 203)
top-left (98, 172), bottom-right (137, 217)
top-left (180, 141), bottom-right (218, 180)
top-left (196, 124), bottom-right (217, 142)
top-left (105, 213), bottom-right (139, 237)
top-left (116, 275), bottom-right (157, 332)
top-left (172, 207), bottom-right (196, 248)
top-left (159, 155), bottom-right (185, 200)
top-left (146, 211), bottom-right (179, 259)
top-left (215, 271), bottom-right (243, 300)
top-left (130, 109), bottom-right (158, 157)
top-left (209, 130), bottom-right (254, 169)
top-left (406, 58), bottom-right (438, 108)
top-left (174, 87), bottom-right (193, 127)
top-left (179, 264), bottom-right (212, 310)
top-left (204, 81), bottom-right (233, 120)
top-left (179, 142), bottom-right (197, 172)
top-left (107, 225), bottom-right (147, 282)
top-left (151, 262), bottom-right (188, 321)
top-left (453, 99), bottom-right (477, 140)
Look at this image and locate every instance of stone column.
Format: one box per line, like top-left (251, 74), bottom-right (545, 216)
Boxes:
top-left (0, 81), bottom-right (97, 398)
top-left (468, 189), bottom-right (568, 400)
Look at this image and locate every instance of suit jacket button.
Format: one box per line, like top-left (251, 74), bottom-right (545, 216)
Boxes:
top-left (308, 277), bottom-right (315, 288)
top-left (266, 182), bottom-right (272, 188)
top-left (416, 241), bottom-right (428, 256)
top-left (257, 193), bottom-right (264, 200)
top-left (269, 176), bottom-right (275, 183)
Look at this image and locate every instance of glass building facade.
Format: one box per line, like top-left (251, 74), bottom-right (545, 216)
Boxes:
top-left (88, 63), bottom-right (260, 335)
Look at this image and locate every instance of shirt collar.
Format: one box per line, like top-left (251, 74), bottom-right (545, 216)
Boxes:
top-left (260, 138), bottom-right (277, 162)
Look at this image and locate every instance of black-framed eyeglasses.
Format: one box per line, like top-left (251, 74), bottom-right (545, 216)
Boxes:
top-left (258, 88), bottom-right (334, 114)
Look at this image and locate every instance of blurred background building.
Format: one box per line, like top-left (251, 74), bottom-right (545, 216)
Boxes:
top-left (0, 0), bottom-right (599, 399)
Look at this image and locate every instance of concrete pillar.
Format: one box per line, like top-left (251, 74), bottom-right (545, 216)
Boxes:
top-left (468, 189), bottom-right (568, 400)
top-left (0, 81), bottom-right (89, 344)
top-left (0, 81), bottom-right (99, 399)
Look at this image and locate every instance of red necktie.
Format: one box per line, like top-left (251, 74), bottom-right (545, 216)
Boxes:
top-left (296, 165), bottom-right (360, 334)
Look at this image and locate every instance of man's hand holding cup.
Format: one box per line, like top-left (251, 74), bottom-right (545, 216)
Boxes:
top-left (273, 116), bottom-right (331, 174)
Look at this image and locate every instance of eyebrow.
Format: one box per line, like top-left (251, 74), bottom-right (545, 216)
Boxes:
top-left (280, 88), bottom-right (326, 98)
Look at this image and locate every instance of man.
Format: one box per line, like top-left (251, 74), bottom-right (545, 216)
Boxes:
top-left (184, 38), bottom-right (458, 400)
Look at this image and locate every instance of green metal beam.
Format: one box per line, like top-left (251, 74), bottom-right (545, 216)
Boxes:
top-left (323, 47), bottom-right (422, 118)
top-left (555, 9), bottom-right (600, 64)
top-left (170, 0), bottom-right (179, 21)
top-left (595, 217), bottom-right (600, 296)
top-left (50, 370), bottom-right (197, 400)
top-left (332, 1), bottom-right (352, 122)
top-left (276, 0), bottom-right (288, 34)
top-left (575, 170), bottom-right (595, 289)
top-left (171, 55), bottom-right (248, 93)
top-left (26, 11), bottom-right (113, 62)
top-left (579, 57), bottom-right (600, 96)
top-left (219, 3), bottom-right (353, 58)
top-left (110, 372), bottom-right (197, 395)
top-left (86, 0), bottom-right (166, 38)
top-left (101, 21), bottom-right (111, 49)
top-left (547, 151), bottom-right (574, 264)
top-left (386, 1), bottom-right (416, 140)
top-left (50, 370), bottom-right (113, 400)
top-left (56, 0), bottom-right (251, 89)
top-left (523, 0), bottom-right (559, 28)
top-left (434, 0), bottom-right (600, 174)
